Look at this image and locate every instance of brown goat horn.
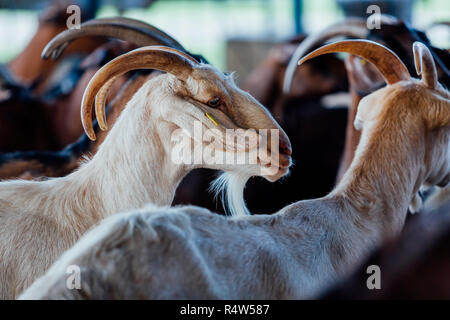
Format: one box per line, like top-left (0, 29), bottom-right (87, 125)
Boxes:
top-left (83, 17), bottom-right (185, 50)
top-left (413, 42), bottom-right (438, 89)
top-left (94, 77), bottom-right (116, 131)
top-left (94, 46), bottom-right (200, 130)
top-left (283, 18), bottom-right (369, 94)
top-left (42, 17), bottom-right (185, 60)
top-left (297, 39), bottom-right (410, 85)
top-left (82, 46), bottom-right (198, 140)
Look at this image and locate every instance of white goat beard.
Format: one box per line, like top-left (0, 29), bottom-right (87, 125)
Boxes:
top-left (209, 172), bottom-right (251, 216)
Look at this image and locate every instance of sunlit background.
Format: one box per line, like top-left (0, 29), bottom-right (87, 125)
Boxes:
top-left (0, 0), bottom-right (448, 71)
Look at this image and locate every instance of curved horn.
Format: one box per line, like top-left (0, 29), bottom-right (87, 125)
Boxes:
top-left (42, 17), bottom-right (186, 60)
top-left (82, 46), bottom-right (198, 140)
top-left (283, 18), bottom-right (369, 94)
top-left (83, 17), bottom-right (185, 50)
top-left (298, 39), bottom-right (410, 86)
top-left (94, 77), bottom-right (116, 131)
top-left (94, 46), bottom-right (200, 131)
top-left (413, 42), bottom-right (438, 89)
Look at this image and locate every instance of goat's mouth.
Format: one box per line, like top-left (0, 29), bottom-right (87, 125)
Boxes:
top-left (279, 152), bottom-right (292, 168)
top-left (262, 164), bottom-right (290, 182)
top-left (182, 113), bottom-right (293, 176)
top-left (258, 150), bottom-right (292, 181)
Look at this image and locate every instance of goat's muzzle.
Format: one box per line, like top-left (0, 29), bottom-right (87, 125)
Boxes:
top-left (278, 135), bottom-right (292, 168)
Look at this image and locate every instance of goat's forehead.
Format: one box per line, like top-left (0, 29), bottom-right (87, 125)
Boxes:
top-left (360, 81), bottom-right (450, 123)
top-left (194, 66), bottom-right (236, 84)
top-left (191, 68), bottom-right (242, 94)
top-left (362, 81), bottom-right (418, 105)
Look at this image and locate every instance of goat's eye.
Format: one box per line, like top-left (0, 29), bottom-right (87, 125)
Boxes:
top-left (207, 97), bottom-right (221, 108)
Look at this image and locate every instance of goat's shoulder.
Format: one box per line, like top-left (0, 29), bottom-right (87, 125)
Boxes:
top-left (278, 197), bottom-right (345, 228)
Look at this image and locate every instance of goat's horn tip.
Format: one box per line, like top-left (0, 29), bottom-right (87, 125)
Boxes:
top-left (41, 47), bottom-right (52, 60)
top-left (41, 43), bottom-right (51, 59)
top-left (413, 42), bottom-right (423, 76)
top-left (297, 57), bottom-right (308, 66)
top-left (86, 130), bottom-right (97, 141)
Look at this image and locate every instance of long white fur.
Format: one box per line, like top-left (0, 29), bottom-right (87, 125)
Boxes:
top-left (210, 171), bottom-right (251, 216)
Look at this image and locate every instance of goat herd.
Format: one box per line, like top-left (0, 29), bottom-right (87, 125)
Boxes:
top-left (0, 3), bottom-right (448, 300)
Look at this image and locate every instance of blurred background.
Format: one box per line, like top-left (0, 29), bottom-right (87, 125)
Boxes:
top-left (0, 0), bottom-right (448, 79)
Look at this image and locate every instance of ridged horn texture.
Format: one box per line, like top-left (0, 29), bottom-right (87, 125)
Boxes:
top-left (413, 42), bottom-right (438, 89)
top-left (297, 40), bottom-right (411, 86)
top-left (81, 46), bottom-right (199, 140)
top-left (42, 17), bottom-right (186, 60)
top-left (283, 18), bottom-right (369, 94)
top-left (94, 77), bottom-right (116, 131)
top-left (93, 46), bottom-right (201, 128)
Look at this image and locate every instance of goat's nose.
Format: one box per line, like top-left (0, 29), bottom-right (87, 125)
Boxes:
top-left (279, 136), bottom-right (292, 157)
top-left (278, 135), bottom-right (292, 168)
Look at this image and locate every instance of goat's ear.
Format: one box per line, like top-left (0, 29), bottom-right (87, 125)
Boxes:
top-left (413, 42), bottom-right (438, 89)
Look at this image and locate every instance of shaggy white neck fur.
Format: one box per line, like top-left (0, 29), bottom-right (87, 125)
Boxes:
top-left (77, 80), bottom-right (191, 215)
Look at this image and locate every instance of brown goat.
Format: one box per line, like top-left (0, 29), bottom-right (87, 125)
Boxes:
top-left (7, 0), bottom-right (104, 88)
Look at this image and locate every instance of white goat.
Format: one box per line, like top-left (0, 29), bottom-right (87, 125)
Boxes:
top-left (20, 41), bottom-right (449, 299)
top-left (0, 46), bottom-right (291, 299)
